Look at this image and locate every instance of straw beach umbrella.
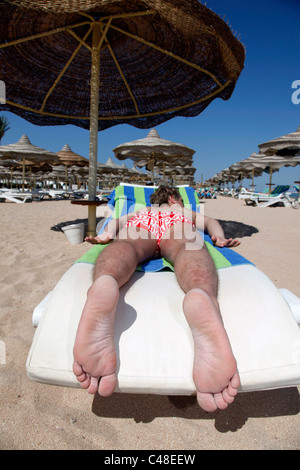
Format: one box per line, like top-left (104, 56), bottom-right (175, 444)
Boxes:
top-left (0, 159), bottom-right (20, 188)
top-left (113, 129), bottom-right (195, 182)
top-left (159, 163), bottom-right (196, 185)
top-left (258, 125), bottom-right (300, 156)
top-left (0, 134), bottom-right (59, 190)
top-left (245, 153), bottom-right (300, 193)
top-left (0, 0), bottom-right (245, 234)
top-left (257, 126), bottom-right (300, 196)
top-left (56, 144), bottom-right (89, 168)
top-left (227, 160), bottom-right (264, 190)
top-left (56, 144), bottom-right (89, 189)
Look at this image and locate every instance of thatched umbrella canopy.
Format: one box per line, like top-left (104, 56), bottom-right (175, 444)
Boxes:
top-left (49, 164), bottom-right (66, 180)
top-left (56, 144), bottom-right (89, 167)
top-left (0, 134), bottom-right (58, 162)
top-left (56, 144), bottom-right (89, 189)
top-left (95, 160), bottom-right (114, 187)
top-left (0, 134), bottom-right (59, 189)
top-left (227, 160), bottom-right (264, 190)
top-left (245, 152), bottom-right (300, 193)
top-left (0, 0), bottom-right (245, 233)
top-left (102, 157), bottom-right (127, 186)
top-left (105, 157), bottom-right (122, 171)
top-left (156, 162), bottom-right (196, 185)
top-left (205, 174), bottom-right (222, 186)
top-left (0, 159), bottom-right (20, 188)
top-left (0, 162), bottom-right (26, 187)
top-left (207, 173), bottom-right (224, 188)
top-left (1, 169), bottom-right (25, 189)
top-left (114, 129), bottom-right (195, 164)
top-left (44, 168), bottom-right (63, 188)
top-left (258, 125), bottom-right (300, 156)
top-left (114, 128), bottom-right (195, 181)
top-left (68, 164), bottom-right (89, 188)
top-left (128, 165), bottom-right (148, 185)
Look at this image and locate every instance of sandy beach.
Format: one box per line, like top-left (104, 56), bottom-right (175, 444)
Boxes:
top-left (0, 195), bottom-right (299, 450)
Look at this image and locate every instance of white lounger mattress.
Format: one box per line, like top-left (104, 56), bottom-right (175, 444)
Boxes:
top-left (26, 263), bottom-right (300, 394)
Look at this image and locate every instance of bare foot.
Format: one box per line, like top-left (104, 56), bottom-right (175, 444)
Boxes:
top-left (183, 288), bottom-right (240, 412)
top-left (73, 275), bottom-right (119, 396)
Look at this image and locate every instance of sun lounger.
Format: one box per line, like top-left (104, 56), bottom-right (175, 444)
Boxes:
top-left (239, 185), bottom-right (290, 199)
top-left (30, 189), bottom-right (51, 201)
top-left (26, 184), bottom-right (300, 395)
top-left (0, 190), bottom-right (32, 203)
top-left (47, 189), bottom-right (69, 199)
top-left (254, 193), bottom-right (293, 207)
top-left (239, 185), bottom-right (292, 207)
top-left (239, 187), bottom-right (268, 199)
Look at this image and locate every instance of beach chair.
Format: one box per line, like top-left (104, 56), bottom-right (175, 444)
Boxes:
top-left (239, 185), bottom-right (291, 207)
top-left (252, 185), bottom-right (292, 207)
top-left (47, 189), bottom-right (69, 199)
top-left (0, 190), bottom-right (32, 203)
top-left (27, 184), bottom-right (300, 396)
top-left (239, 187), bottom-right (268, 199)
top-left (254, 193), bottom-right (293, 208)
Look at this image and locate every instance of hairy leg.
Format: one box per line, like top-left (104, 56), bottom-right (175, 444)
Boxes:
top-left (160, 225), bottom-right (240, 412)
top-left (73, 229), bottom-right (157, 395)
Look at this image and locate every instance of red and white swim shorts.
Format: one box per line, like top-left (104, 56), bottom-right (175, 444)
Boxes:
top-left (124, 210), bottom-right (194, 255)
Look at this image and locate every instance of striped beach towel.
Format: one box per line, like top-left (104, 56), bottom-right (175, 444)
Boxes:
top-left (76, 184), bottom-right (253, 271)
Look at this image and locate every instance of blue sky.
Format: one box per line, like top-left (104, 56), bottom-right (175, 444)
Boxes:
top-left (1, 0), bottom-right (300, 191)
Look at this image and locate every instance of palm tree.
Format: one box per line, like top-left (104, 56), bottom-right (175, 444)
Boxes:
top-left (0, 115), bottom-right (10, 145)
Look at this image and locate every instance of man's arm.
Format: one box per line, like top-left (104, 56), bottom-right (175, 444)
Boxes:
top-left (194, 213), bottom-right (240, 247)
top-left (84, 210), bottom-right (141, 244)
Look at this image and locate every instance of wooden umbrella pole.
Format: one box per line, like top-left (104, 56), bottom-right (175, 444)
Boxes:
top-left (22, 157), bottom-right (25, 191)
top-left (65, 164), bottom-right (68, 190)
top-left (268, 167), bottom-right (273, 194)
top-left (87, 21), bottom-right (101, 236)
top-left (251, 168), bottom-right (255, 191)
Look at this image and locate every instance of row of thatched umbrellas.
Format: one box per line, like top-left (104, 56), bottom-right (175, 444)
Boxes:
top-left (0, 129), bottom-right (197, 190)
top-left (113, 129), bottom-right (196, 184)
top-left (206, 126), bottom-right (300, 193)
top-left (0, 135), bottom-right (146, 189)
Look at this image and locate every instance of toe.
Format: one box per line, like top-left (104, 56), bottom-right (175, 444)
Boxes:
top-left (196, 391), bottom-right (218, 412)
top-left (73, 361), bottom-right (83, 376)
top-left (231, 371), bottom-right (241, 389)
top-left (214, 392), bottom-right (229, 410)
top-left (98, 372), bottom-right (117, 397)
top-left (222, 388), bottom-right (235, 404)
top-left (87, 376), bottom-right (100, 394)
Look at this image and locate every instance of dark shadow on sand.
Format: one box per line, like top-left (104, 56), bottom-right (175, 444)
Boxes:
top-left (218, 220), bottom-right (259, 239)
top-left (92, 387), bottom-right (299, 431)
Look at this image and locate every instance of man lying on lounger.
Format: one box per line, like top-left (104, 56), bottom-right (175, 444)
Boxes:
top-left (73, 186), bottom-right (241, 412)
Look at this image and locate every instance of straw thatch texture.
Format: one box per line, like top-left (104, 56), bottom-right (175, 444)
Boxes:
top-left (56, 144), bottom-right (89, 167)
top-left (113, 129), bottom-right (195, 168)
top-left (0, 134), bottom-right (58, 162)
top-left (0, 0), bottom-right (245, 130)
top-left (258, 126), bottom-right (300, 156)
top-left (246, 153), bottom-right (300, 172)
